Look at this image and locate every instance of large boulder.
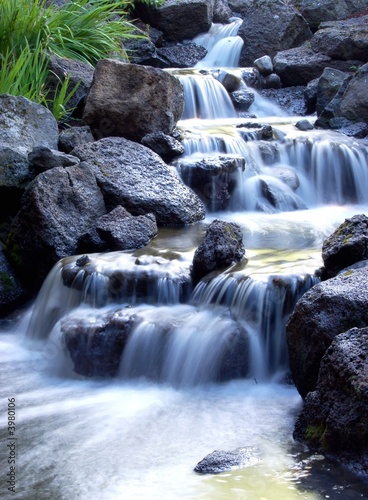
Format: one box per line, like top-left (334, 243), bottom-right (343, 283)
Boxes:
top-left (72, 137), bottom-right (205, 225)
top-left (134, 0), bottom-right (214, 42)
top-left (286, 268), bottom-right (368, 399)
top-left (6, 165), bottom-right (106, 286)
top-left (83, 60), bottom-right (184, 142)
top-left (293, 327), bottom-right (368, 475)
top-left (315, 67), bottom-right (350, 116)
top-left (337, 63), bottom-right (368, 124)
top-left (292, 0), bottom-right (368, 32)
top-left (0, 95), bottom-right (59, 155)
top-left (236, 0), bottom-right (312, 67)
top-left (191, 219), bottom-right (245, 284)
top-left (311, 16), bottom-right (368, 62)
top-left (321, 214), bottom-right (368, 279)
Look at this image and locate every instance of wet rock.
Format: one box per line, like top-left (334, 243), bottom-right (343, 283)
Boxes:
top-left (260, 73), bottom-right (282, 90)
top-left (73, 137), bottom-right (205, 226)
top-left (62, 308), bottom-right (136, 377)
top-left (339, 122), bottom-right (368, 139)
top-left (336, 63), bottom-right (368, 124)
top-left (321, 214), bottom-right (368, 279)
top-left (293, 327), bottom-right (368, 475)
top-left (236, 0), bottom-right (312, 67)
top-left (0, 94), bottom-right (58, 155)
top-left (141, 132), bottom-right (184, 161)
top-left (213, 0), bottom-right (232, 23)
top-left (194, 447), bottom-right (260, 474)
top-left (28, 146), bottom-right (80, 171)
top-left (230, 89), bottom-right (255, 112)
top-left (6, 165), bottom-right (106, 286)
top-left (295, 119), bottom-right (314, 131)
top-left (264, 165), bottom-right (300, 191)
top-left (191, 219), bottom-right (245, 284)
top-left (177, 154), bottom-right (245, 211)
top-left (83, 60), bottom-right (184, 142)
top-left (134, 0), bottom-right (213, 42)
top-left (95, 206), bottom-right (157, 251)
top-left (58, 126), bottom-right (95, 154)
top-left (260, 86), bottom-right (307, 116)
top-left (286, 268), bottom-right (368, 399)
top-left (254, 55), bottom-right (273, 76)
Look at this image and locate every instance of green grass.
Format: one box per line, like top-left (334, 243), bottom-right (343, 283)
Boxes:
top-left (0, 0), bottom-right (162, 119)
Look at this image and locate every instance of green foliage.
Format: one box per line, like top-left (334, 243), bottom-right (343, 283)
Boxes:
top-left (51, 74), bottom-right (82, 122)
top-left (0, 0), bottom-right (159, 118)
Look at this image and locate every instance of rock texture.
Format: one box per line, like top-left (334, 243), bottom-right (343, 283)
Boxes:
top-left (194, 447), bottom-right (260, 474)
top-left (321, 214), bottom-right (368, 279)
top-left (293, 327), bottom-right (368, 475)
top-left (236, 0), bottom-right (312, 67)
top-left (286, 268), bottom-right (368, 399)
top-left (83, 60), bottom-right (184, 142)
top-left (6, 165), bottom-right (106, 285)
top-left (73, 137), bottom-right (205, 226)
top-left (191, 219), bottom-right (245, 284)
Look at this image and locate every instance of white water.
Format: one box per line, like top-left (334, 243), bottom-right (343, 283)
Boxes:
top-left (2, 17), bottom-right (368, 500)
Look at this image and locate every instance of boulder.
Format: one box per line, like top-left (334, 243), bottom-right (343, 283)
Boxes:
top-left (194, 447), bottom-right (260, 474)
top-left (134, 0), bottom-right (214, 42)
top-left (62, 307), bottom-right (136, 377)
top-left (293, 327), bottom-right (368, 475)
top-left (294, 0), bottom-right (368, 32)
top-left (28, 146), bottom-right (80, 172)
top-left (6, 165), bottom-right (106, 286)
top-left (0, 148), bottom-right (36, 216)
top-left (191, 219), bottom-right (245, 284)
top-left (315, 67), bottom-right (350, 116)
top-left (83, 60), bottom-right (184, 142)
top-left (286, 268), bottom-right (368, 399)
top-left (311, 16), bottom-right (368, 62)
top-left (0, 95), bottom-right (58, 155)
top-left (236, 0), bottom-right (312, 67)
top-left (94, 206), bottom-right (158, 251)
top-left (213, 0), bottom-right (232, 23)
top-left (321, 214), bottom-right (368, 279)
top-left (156, 43), bottom-right (208, 68)
top-left (72, 137), bottom-right (205, 225)
top-left (176, 154), bottom-right (245, 211)
top-left (141, 132), bottom-right (185, 161)
top-left (337, 63), bottom-right (368, 124)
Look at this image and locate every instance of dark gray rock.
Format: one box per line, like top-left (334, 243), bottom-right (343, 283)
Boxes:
top-left (134, 0), bottom-right (214, 42)
top-left (0, 246), bottom-right (28, 316)
top-left (177, 155), bottom-right (245, 211)
top-left (340, 122), bottom-right (368, 139)
top-left (72, 137), bottom-right (205, 226)
top-left (156, 43), bottom-right (208, 68)
top-left (62, 308), bottom-right (136, 377)
top-left (230, 89), bottom-right (255, 112)
top-left (191, 219), bottom-right (245, 284)
top-left (293, 0), bottom-right (368, 32)
top-left (0, 95), bottom-right (58, 154)
top-left (213, 0), bottom-right (232, 23)
top-left (316, 67), bottom-right (350, 115)
top-left (141, 132), bottom-right (184, 161)
top-left (337, 63), bottom-right (368, 124)
top-left (311, 16), bottom-right (368, 62)
top-left (237, 0), bottom-right (312, 67)
top-left (6, 165), bottom-right (106, 285)
top-left (95, 206), bottom-right (157, 251)
top-left (46, 54), bottom-right (94, 111)
top-left (194, 447), bottom-right (260, 474)
top-left (321, 214), bottom-right (368, 279)
top-left (260, 86), bottom-right (307, 115)
top-left (295, 119), bottom-right (314, 131)
top-left (286, 268), bottom-right (368, 399)
top-left (293, 327), bottom-right (368, 475)
top-left (58, 126), bottom-right (95, 154)
top-left (83, 60), bottom-right (184, 142)
top-left (28, 146), bottom-right (80, 171)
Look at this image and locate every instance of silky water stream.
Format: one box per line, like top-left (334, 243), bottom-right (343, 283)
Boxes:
top-left (1, 19), bottom-right (368, 500)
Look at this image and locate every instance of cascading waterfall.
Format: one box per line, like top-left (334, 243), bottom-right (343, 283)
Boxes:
top-left (3, 16), bottom-right (368, 500)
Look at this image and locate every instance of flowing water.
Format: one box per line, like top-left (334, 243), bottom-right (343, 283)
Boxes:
top-left (1, 18), bottom-right (368, 500)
